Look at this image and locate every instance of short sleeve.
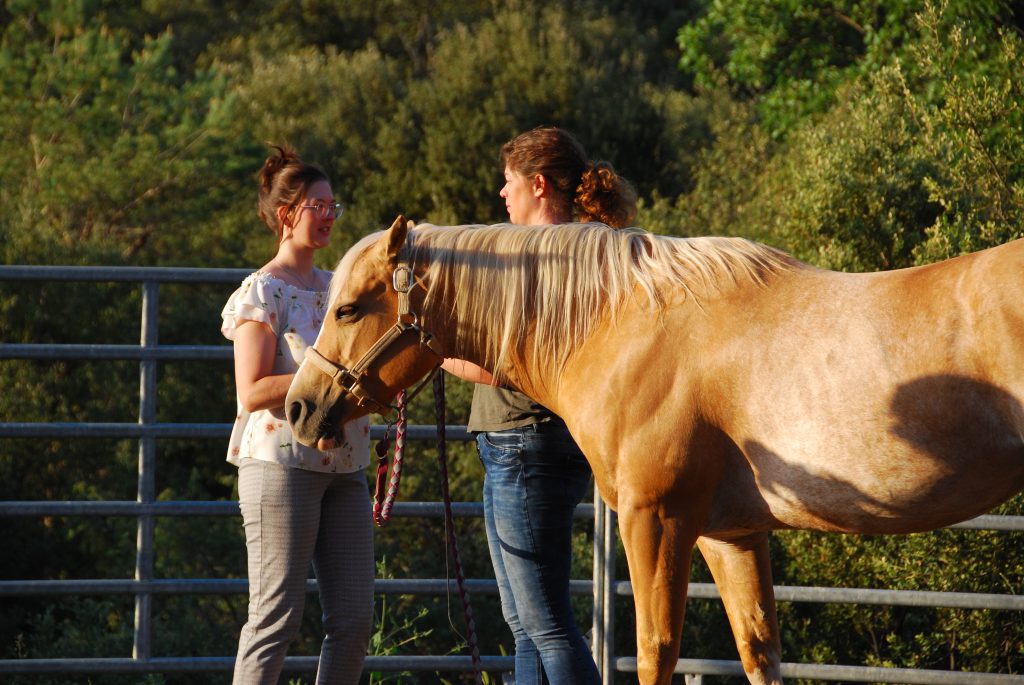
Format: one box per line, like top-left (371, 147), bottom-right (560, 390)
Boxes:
top-left (220, 273), bottom-right (287, 341)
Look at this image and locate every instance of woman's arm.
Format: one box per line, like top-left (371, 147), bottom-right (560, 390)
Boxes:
top-left (441, 358), bottom-right (496, 385)
top-left (233, 320), bottom-right (295, 412)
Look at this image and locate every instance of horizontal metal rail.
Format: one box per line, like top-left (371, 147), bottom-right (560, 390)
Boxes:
top-left (0, 655), bottom-right (516, 675)
top-left (5, 657), bottom-right (1022, 683)
top-left (0, 422), bottom-right (468, 441)
top-left (0, 343), bottom-right (233, 361)
top-left (635, 658), bottom-right (1024, 685)
top-left (0, 499), bottom-right (594, 518)
top-left (0, 496), bottom-right (1017, 530)
top-left (1, 576), bottom-right (1017, 611)
top-left (6, 656), bottom-right (1022, 683)
top-left (0, 579), bottom-right (442, 596)
top-left (0, 264), bottom-right (250, 283)
top-left (0, 578), bottom-right (583, 596)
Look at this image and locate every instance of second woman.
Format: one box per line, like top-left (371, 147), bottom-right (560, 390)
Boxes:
top-left (446, 126), bottom-right (637, 684)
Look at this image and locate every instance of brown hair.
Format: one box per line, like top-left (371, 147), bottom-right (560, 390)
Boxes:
top-left (500, 126), bottom-right (637, 228)
top-left (256, 144), bottom-right (329, 238)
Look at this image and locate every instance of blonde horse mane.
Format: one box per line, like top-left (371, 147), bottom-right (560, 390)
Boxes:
top-left (401, 222), bottom-right (796, 382)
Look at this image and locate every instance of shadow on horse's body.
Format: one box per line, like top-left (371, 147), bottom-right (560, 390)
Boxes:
top-left (287, 218), bottom-right (1024, 685)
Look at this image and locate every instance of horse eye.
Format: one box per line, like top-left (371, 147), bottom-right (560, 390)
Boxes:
top-left (335, 304), bottom-right (357, 321)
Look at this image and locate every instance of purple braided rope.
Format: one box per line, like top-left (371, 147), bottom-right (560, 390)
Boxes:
top-left (434, 372), bottom-right (482, 683)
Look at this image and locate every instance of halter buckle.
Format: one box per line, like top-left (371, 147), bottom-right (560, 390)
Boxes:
top-left (393, 264), bottom-right (413, 294)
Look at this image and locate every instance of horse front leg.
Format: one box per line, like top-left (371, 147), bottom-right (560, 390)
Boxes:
top-left (618, 500), bottom-right (697, 685)
top-left (696, 533), bottom-right (782, 685)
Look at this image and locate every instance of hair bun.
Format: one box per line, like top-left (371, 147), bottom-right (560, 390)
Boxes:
top-left (583, 162), bottom-right (617, 192)
top-left (575, 161), bottom-right (637, 228)
top-left (258, 144), bottom-right (299, 192)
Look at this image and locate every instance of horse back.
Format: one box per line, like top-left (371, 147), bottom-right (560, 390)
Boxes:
top-left (695, 238), bottom-right (1024, 534)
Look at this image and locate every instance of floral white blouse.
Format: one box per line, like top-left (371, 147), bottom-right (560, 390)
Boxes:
top-left (220, 272), bottom-right (370, 474)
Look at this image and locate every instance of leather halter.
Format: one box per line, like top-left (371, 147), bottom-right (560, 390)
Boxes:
top-left (303, 242), bottom-right (444, 418)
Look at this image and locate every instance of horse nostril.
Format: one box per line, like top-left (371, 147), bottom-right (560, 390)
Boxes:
top-left (288, 400), bottom-right (306, 427)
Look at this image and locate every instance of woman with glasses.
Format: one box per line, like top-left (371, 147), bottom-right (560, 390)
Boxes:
top-left (220, 145), bottom-right (373, 685)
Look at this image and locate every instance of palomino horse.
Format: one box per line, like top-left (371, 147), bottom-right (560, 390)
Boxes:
top-left (286, 216), bottom-right (1024, 685)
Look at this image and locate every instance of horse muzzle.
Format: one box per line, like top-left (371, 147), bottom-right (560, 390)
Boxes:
top-left (285, 374), bottom-right (352, 449)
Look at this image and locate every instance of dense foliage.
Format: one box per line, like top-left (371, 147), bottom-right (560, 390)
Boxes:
top-left (1, 0), bottom-right (1022, 683)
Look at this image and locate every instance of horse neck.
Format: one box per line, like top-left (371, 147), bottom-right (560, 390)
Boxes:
top-left (418, 265), bottom-right (557, 405)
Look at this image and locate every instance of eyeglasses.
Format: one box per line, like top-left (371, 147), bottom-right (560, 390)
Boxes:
top-left (298, 200), bottom-right (344, 220)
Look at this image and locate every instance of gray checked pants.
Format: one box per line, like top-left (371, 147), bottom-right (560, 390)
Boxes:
top-left (233, 459), bottom-right (374, 685)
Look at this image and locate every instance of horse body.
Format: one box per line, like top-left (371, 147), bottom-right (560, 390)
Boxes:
top-left (286, 218), bottom-right (1024, 685)
top-left (556, 250), bottom-right (1024, 539)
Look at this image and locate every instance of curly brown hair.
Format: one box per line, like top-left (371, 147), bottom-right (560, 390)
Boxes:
top-left (499, 127), bottom-right (637, 228)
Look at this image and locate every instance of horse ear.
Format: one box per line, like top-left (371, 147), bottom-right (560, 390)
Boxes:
top-left (383, 214), bottom-right (408, 262)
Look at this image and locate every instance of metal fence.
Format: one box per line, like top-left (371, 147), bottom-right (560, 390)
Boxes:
top-left (1, 265), bottom-right (1021, 684)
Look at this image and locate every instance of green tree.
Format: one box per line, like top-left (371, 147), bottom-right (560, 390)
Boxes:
top-left (0, 2), bottom-right (257, 267)
top-left (907, 6), bottom-right (1024, 261)
top-left (677, 0), bottom-right (1017, 138)
top-left (668, 1), bottom-right (1024, 271)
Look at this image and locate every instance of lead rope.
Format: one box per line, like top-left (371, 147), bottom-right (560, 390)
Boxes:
top-left (372, 390), bottom-right (406, 527)
top-left (434, 371), bottom-right (483, 683)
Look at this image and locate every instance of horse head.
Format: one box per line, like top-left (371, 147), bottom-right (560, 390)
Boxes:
top-left (286, 215), bottom-right (444, 450)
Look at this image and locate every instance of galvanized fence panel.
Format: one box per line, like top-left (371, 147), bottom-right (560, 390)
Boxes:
top-left (1, 265), bottom-right (1021, 684)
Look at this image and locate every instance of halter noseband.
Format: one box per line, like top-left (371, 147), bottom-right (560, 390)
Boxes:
top-left (303, 241), bottom-right (444, 417)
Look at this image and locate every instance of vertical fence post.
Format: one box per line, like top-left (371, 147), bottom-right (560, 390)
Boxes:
top-left (602, 502), bottom-right (617, 685)
top-left (133, 280), bottom-right (159, 661)
top-left (592, 487), bottom-right (618, 685)
top-left (592, 483), bottom-right (606, 675)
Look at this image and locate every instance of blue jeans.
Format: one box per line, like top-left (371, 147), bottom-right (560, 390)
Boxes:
top-left (477, 424), bottom-right (600, 685)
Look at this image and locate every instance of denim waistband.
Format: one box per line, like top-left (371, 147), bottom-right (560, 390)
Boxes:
top-left (488, 421), bottom-right (568, 435)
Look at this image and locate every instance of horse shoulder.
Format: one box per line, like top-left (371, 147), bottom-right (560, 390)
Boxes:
top-left (555, 295), bottom-right (713, 508)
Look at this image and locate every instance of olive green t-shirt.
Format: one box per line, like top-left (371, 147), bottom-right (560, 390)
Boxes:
top-left (467, 384), bottom-right (560, 432)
